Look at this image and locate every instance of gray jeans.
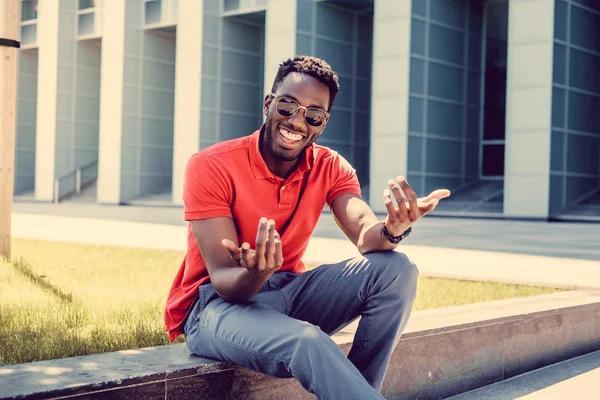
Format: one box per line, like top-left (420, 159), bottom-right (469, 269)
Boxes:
top-left (184, 251), bottom-right (419, 400)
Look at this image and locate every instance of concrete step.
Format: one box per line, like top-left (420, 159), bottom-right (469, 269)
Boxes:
top-left (1, 291), bottom-right (599, 400)
top-left (447, 350), bottom-right (600, 400)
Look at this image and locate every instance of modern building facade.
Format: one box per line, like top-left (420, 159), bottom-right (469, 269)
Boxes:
top-left (12, 0), bottom-right (600, 221)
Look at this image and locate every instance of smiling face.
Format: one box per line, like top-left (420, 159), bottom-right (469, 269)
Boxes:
top-left (261, 72), bottom-right (330, 175)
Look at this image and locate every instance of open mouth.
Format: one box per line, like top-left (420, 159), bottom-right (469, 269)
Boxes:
top-left (279, 128), bottom-right (304, 146)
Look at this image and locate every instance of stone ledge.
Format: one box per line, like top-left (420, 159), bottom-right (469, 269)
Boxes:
top-left (1, 291), bottom-right (599, 400)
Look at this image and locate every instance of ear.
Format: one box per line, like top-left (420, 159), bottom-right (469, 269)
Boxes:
top-left (263, 94), bottom-right (272, 116)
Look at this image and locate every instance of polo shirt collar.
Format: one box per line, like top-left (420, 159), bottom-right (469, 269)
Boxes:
top-left (249, 125), bottom-right (314, 181)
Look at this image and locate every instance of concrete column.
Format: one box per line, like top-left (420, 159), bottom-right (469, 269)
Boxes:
top-left (172, 0), bottom-right (204, 205)
top-left (368, 0), bottom-right (412, 212)
top-left (264, 0), bottom-right (297, 97)
top-left (503, 0), bottom-right (555, 218)
top-left (98, 0), bottom-right (143, 204)
top-left (35, 0), bottom-right (77, 201)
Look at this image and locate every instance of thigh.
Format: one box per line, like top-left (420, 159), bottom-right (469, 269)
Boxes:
top-left (185, 293), bottom-right (319, 379)
top-left (281, 252), bottom-right (414, 335)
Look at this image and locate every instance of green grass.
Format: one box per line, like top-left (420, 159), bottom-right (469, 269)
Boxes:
top-left (1, 238), bottom-right (561, 366)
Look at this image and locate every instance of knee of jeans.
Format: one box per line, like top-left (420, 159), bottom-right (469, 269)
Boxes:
top-left (295, 325), bottom-right (327, 349)
top-left (370, 251), bottom-right (419, 288)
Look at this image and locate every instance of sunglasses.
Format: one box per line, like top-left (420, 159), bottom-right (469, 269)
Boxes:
top-left (269, 94), bottom-right (330, 127)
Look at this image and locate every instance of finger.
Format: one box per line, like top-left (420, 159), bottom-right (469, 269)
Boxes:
top-left (421, 189), bottom-right (451, 202)
top-left (221, 239), bottom-right (241, 261)
top-left (383, 189), bottom-right (398, 222)
top-left (388, 179), bottom-right (408, 219)
top-left (419, 198), bottom-right (440, 214)
top-left (273, 231), bottom-right (283, 270)
top-left (397, 176), bottom-right (419, 220)
top-left (240, 242), bottom-right (255, 270)
top-left (264, 219), bottom-right (276, 270)
top-left (254, 217), bottom-right (268, 266)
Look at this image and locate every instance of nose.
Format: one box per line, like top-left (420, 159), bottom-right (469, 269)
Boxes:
top-left (288, 107), bottom-right (307, 132)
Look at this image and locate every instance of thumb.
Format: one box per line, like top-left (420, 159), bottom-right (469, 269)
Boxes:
top-left (221, 239), bottom-right (240, 256)
top-left (420, 198), bottom-right (439, 214)
top-left (422, 189), bottom-right (451, 202)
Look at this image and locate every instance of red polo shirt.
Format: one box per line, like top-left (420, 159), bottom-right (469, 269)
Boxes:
top-left (164, 128), bottom-right (361, 341)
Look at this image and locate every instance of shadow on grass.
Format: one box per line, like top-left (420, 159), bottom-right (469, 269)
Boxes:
top-left (11, 257), bottom-right (73, 303)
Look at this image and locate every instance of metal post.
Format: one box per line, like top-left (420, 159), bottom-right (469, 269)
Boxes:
top-left (54, 180), bottom-right (59, 203)
top-left (0, 0), bottom-right (19, 258)
top-left (76, 169), bottom-right (82, 194)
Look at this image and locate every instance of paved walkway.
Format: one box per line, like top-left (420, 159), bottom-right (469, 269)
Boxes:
top-left (449, 350), bottom-right (600, 400)
top-left (10, 201), bottom-right (600, 290)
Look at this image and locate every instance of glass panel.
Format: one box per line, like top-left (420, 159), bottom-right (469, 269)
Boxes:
top-left (408, 96), bottom-right (424, 133)
top-left (79, 0), bottom-right (96, 10)
top-left (569, 49), bottom-right (600, 94)
top-left (224, 0), bottom-right (240, 12)
top-left (78, 13), bottom-right (95, 36)
top-left (430, 0), bottom-right (467, 29)
top-left (554, 0), bottom-right (568, 41)
top-left (552, 43), bottom-right (567, 85)
top-left (548, 174), bottom-right (564, 215)
top-left (21, 0), bottom-right (38, 21)
top-left (428, 62), bottom-right (463, 102)
top-left (20, 24), bottom-right (37, 46)
top-left (411, 18), bottom-right (426, 56)
top-left (482, 144), bottom-right (505, 176)
top-left (410, 58), bottom-right (425, 94)
top-left (412, 0), bottom-right (426, 17)
top-left (429, 24), bottom-right (465, 65)
top-left (145, 0), bottom-right (162, 25)
top-left (408, 135), bottom-right (423, 171)
top-left (482, 0), bottom-right (508, 141)
top-left (426, 138), bottom-right (462, 175)
top-left (551, 86), bottom-right (565, 128)
top-left (550, 130), bottom-right (564, 171)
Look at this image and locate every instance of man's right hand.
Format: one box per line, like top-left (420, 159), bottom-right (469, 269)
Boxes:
top-left (222, 217), bottom-right (283, 279)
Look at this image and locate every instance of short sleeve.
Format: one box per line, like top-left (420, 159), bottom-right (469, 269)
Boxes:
top-left (183, 153), bottom-right (233, 221)
top-left (326, 152), bottom-right (362, 205)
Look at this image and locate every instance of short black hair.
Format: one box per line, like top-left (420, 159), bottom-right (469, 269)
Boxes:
top-left (270, 55), bottom-right (340, 111)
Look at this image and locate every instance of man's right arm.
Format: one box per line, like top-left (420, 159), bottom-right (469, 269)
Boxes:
top-left (190, 217), bottom-right (276, 303)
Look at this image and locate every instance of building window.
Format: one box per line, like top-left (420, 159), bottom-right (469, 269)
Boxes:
top-left (21, 0), bottom-right (38, 22)
top-left (145, 0), bottom-right (162, 25)
top-left (79, 0), bottom-right (96, 10)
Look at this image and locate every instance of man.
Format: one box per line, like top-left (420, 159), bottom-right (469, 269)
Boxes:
top-left (164, 55), bottom-right (450, 399)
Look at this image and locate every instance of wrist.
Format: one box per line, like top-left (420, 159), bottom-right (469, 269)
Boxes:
top-left (381, 222), bottom-right (412, 244)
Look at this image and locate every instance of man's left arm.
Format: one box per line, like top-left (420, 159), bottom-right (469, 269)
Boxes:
top-left (330, 176), bottom-right (450, 255)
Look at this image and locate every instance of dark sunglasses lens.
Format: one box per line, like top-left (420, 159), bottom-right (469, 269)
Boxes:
top-left (306, 110), bottom-right (326, 127)
top-left (276, 98), bottom-right (297, 117)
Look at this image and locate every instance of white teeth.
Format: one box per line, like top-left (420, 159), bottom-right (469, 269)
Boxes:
top-left (280, 129), bottom-right (302, 141)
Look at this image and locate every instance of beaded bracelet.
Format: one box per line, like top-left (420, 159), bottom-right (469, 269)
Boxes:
top-left (381, 224), bottom-right (412, 244)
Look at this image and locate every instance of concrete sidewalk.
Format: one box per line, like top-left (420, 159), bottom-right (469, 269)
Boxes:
top-left (10, 208), bottom-right (600, 291)
top-left (448, 350), bottom-right (600, 400)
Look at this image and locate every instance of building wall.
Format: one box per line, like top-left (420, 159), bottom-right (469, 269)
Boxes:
top-left (139, 31), bottom-right (176, 196)
top-left (116, 0), bottom-right (144, 202)
top-left (74, 41), bottom-right (101, 185)
top-left (549, 0), bottom-right (600, 215)
top-left (296, 0), bottom-right (373, 185)
top-left (200, 1), bottom-right (265, 149)
top-left (100, 1), bottom-right (176, 203)
top-left (14, 50), bottom-right (38, 194)
top-left (407, 0), bottom-right (484, 196)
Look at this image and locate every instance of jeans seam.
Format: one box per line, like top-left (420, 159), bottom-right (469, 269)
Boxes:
top-left (211, 331), bottom-right (289, 366)
top-left (299, 271), bottom-right (372, 301)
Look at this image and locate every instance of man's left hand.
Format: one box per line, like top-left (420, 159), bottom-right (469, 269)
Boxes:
top-left (383, 176), bottom-right (451, 236)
